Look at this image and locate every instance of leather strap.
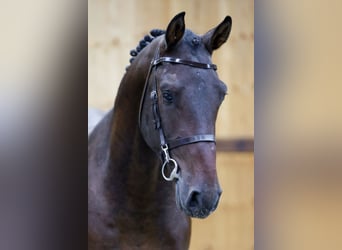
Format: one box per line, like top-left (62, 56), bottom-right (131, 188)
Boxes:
top-left (152, 57), bottom-right (217, 70)
top-left (168, 134), bottom-right (215, 150)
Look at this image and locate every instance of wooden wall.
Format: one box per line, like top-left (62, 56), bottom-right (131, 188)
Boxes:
top-left (89, 0), bottom-right (253, 249)
top-left (191, 152), bottom-right (254, 250)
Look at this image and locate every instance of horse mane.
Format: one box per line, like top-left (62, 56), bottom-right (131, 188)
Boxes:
top-left (126, 29), bottom-right (165, 70)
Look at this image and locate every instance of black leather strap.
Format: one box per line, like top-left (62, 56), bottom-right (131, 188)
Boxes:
top-left (153, 57), bottom-right (217, 70)
top-left (168, 134), bottom-right (215, 150)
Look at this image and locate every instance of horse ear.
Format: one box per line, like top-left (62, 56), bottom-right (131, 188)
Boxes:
top-left (203, 16), bottom-right (232, 53)
top-left (165, 12), bottom-right (186, 49)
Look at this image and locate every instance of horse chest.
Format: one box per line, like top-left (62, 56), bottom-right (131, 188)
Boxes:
top-left (89, 209), bottom-right (190, 250)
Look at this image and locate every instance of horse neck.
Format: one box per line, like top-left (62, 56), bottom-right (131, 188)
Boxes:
top-left (106, 40), bottom-right (164, 202)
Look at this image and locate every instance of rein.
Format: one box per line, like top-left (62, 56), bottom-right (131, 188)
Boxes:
top-left (139, 47), bottom-right (217, 182)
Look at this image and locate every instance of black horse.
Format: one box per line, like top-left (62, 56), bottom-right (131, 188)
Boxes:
top-left (88, 12), bottom-right (232, 249)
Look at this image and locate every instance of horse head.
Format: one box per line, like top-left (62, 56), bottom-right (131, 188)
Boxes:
top-left (139, 12), bottom-right (232, 218)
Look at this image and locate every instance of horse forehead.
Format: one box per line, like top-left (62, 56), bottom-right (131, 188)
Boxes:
top-left (161, 68), bottom-right (218, 91)
top-left (164, 30), bottom-right (210, 60)
top-left (183, 30), bottom-right (201, 46)
top-left (162, 71), bottom-right (178, 81)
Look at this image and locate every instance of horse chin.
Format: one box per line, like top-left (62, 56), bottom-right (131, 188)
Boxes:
top-left (181, 205), bottom-right (212, 218)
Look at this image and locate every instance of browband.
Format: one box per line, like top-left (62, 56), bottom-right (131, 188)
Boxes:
top-left (152, 57), bottom-right (217, 70)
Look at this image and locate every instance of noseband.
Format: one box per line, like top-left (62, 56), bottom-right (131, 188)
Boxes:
top-left (139, 47), bottom-right (217, 182)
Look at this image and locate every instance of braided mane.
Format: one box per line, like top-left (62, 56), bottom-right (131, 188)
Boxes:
top-left (126, 29), bottom-right (165, 70)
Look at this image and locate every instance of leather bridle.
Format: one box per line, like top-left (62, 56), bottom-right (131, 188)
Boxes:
top-left (139, 47), bottom-right (217, 182)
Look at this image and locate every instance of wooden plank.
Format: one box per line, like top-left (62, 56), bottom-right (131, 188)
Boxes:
top-left (216, 138), bottom-right (254, 152)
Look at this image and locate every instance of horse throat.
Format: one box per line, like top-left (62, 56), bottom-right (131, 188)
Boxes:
top-left (106, 51), bottom-right (166, 212)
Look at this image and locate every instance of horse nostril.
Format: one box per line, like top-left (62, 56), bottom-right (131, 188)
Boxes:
top-left (187, 190), bottom-right (201, 208)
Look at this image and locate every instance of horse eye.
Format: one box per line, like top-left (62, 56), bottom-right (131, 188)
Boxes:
top-left (162, 90), bottom-right (173, 104)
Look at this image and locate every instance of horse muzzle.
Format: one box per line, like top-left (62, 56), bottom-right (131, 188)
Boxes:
top-left (176, 183), bottom-right (222, 218)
